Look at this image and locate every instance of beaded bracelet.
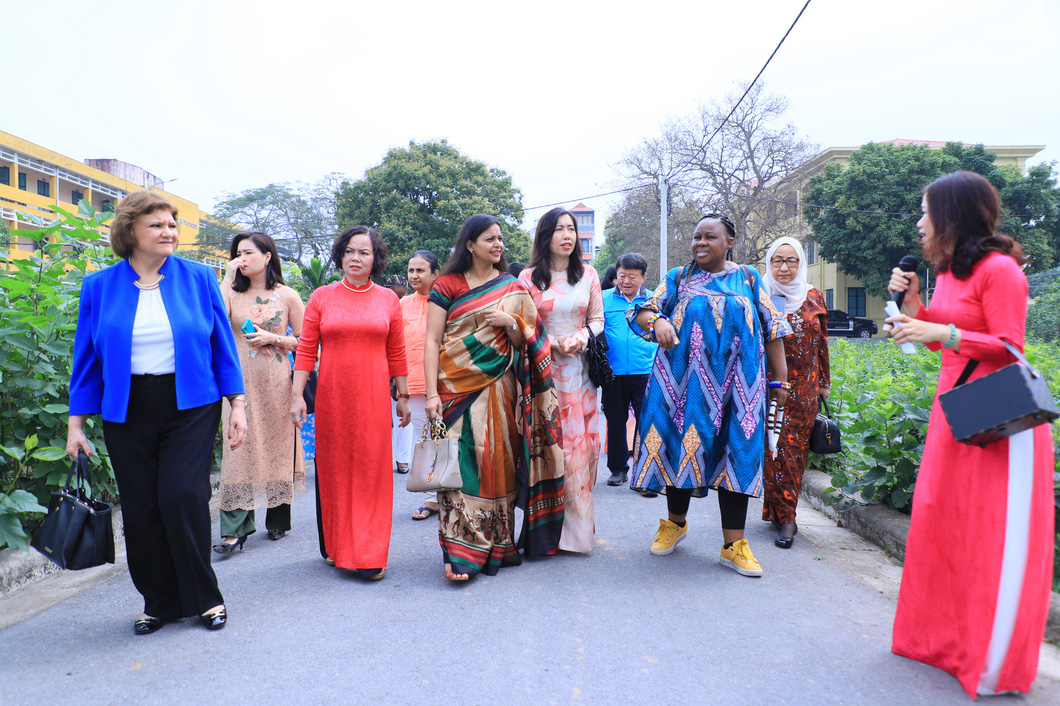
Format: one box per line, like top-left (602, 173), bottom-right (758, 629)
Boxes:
top-left (943, 323), bottom-right (957, 349)
top-left (767, 381), bottom-right (791, 391)
top-left (646, 312), bottom-right (669, 341)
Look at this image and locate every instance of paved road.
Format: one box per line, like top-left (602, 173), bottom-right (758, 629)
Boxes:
top-left (1, 459), bottom-right (1058, 704)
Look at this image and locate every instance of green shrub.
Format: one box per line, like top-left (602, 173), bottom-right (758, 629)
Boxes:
top-left (814, 339), bottom-right (939, 512)
top-left (0, 202), bottom-right (117, 550)
top-left (1027, 280), bottom-right (1060, 342)
top-left (818, 336), bottom-right (1060, 590)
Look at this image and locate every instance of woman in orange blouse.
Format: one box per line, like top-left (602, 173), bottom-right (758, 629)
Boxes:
top-left (401, 251), bottom-right (442, 520)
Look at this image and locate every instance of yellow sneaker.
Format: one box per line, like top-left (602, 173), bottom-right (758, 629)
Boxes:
top-left (719, 538), bottom-right (763, 577)
top-left (650, 519), bottom-right (688, 555)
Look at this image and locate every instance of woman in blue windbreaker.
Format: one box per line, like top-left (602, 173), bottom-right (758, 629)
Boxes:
top-left (65, 190), bottom-right (246, 635)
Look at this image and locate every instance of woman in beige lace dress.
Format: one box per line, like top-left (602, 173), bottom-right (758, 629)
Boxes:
top-left (215, 232), bottom-right (306, 553)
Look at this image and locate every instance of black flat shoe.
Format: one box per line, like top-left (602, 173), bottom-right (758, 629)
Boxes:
top-left (133, 616), bottom-right (164, 635)
top-left (267, 529), bottom-right (286, 541)
top-left (212, 536), bottom-right (247, 554)
top-left (775, 523), bottom-right (798, 549)
top-left (199, 607), bottom-right (227, 630)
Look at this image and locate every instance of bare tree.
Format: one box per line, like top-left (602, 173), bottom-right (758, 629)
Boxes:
top-left (616, 82), bottom-right (816, 266)
top-left (204, 173), bottom-right (346, 264)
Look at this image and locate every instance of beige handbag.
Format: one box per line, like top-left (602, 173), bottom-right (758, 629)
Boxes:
top-left (406, 418), bottom-right (463, 492)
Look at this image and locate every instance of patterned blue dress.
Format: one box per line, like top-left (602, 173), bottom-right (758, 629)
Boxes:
top-left (629, 263), bottom-right (791, 497)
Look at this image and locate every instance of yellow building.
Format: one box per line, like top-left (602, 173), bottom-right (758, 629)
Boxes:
top-left (0, 130), bottom-right (219, 265)
top-left (787, 140), bottom-right (1044, 335)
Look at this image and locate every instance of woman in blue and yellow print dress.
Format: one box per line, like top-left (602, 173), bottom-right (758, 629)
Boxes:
top-left (629, 214), bottom-right (791, 577)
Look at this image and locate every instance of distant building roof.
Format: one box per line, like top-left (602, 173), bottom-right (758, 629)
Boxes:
top-left (570, 202), bottom-right (593, 212)
top-left (879, 139), bottom-right (951, 148)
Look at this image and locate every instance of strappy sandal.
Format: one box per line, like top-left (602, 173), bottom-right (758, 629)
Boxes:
top-left (412, 505), bottom-right (439, 520)
top-left (444, 563), bottom-right (469, 582)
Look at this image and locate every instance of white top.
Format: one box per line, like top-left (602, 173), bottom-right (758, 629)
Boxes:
top-left (130, 288), bottom-right (176, 375)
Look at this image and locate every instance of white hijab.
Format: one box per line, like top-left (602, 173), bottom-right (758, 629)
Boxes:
top-left (764, 237), bottom-right (811, 315)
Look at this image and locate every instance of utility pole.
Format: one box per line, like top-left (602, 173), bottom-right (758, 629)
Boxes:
top-left (659, 177), bottom-right (668, 274)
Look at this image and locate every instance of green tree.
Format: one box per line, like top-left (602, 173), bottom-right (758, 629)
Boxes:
top-left (997, 162), bottom-right (1060, 272)
top-left (804, 142), bottom-right (1059, 294)
top-left (335, 140), bottom-right (530, 277)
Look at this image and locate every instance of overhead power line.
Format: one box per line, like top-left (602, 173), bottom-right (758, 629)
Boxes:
top-left (668, 0), bottom-right (813, 180)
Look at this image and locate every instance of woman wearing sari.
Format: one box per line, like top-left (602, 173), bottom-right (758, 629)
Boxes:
top-left (424, 214), bottom-right (565, 581)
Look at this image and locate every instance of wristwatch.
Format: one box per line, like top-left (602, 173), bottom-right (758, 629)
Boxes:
top-left (275, 335), bottom-right (282, 345)
top-left (507, 321), bottom-right (517, 331)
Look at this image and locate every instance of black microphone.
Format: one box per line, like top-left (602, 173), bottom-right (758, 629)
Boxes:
top-left (891, 255), bottom-right (918, 308)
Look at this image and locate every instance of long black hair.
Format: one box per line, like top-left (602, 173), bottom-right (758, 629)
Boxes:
top-left (229, 231), bottom-right (284, 293)
top-left (410, 249), bottom-right (440, 273)
top-left (528, 207), bottom-right (583, 291)
top-left (442, 214), bottom-right (508, 275)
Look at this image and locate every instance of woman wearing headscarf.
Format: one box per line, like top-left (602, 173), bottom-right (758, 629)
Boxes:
top-left (760, 237), bottom-right (830, 549)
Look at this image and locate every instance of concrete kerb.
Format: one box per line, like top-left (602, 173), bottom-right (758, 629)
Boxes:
top-left (0, 468), bottom-right (222, 601)
top-left (801, 468), bottom-right (1060, 643)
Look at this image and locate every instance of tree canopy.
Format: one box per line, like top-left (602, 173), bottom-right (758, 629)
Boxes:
top-left (334, 140), bottom-right (530, 277)
top-left (805, 142), bottom-right (1060, 294)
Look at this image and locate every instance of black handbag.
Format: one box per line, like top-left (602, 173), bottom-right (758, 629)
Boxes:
top-left (303, 370), bottom-right (318, 415)
top-left (809, 396), bottom-right (841, 455)
top-left (939, 340), bottom-right (1058, 447)
top-left (586, 330), bottom-right (615, 388)
top-left (30, 451), bottom-right (115, 570)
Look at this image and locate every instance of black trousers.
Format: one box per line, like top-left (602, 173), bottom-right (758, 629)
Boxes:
top-left (103, 374), bottom-right (223, 619)
top-left (601, 374), bottom-right (649, 474)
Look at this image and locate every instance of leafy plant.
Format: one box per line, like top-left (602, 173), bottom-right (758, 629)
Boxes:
top-left (817, 337), bottom-right (1060, 590)
top-left (1027, 278), bottom-right (1060, 343)
top-left (300, 256), bottom-right (338, 291)
top-left (0, 201), bottom-right (117, 549)
top-left (815, 339), bottom-right (939, 512)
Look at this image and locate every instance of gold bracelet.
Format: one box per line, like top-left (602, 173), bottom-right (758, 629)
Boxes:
top-left (397, 393), bottom-right (410, 399)
top-left (229, 395), bottom-right (246, 404)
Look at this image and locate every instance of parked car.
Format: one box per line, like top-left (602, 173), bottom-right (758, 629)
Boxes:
top-left (827, 309), bottom-right (878, 338)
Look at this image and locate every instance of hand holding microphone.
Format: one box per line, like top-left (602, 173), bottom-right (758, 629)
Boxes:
top-left (885, 256), bottom-right (918, 354)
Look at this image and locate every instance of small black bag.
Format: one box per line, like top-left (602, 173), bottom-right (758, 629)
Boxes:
top-left (30, 451), bottom-right (115, 570)
top-left (302, 370), bottom-right (318, 415)
top-left (809, 396), bottom-right (841, 455)
top-left (586, 330), bottom-right (615, 388)
top-left (939, 340), bottom-right (1058, 447)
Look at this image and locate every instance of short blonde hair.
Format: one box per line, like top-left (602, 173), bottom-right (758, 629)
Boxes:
top-left (109, 190), bottom-right (179, 259)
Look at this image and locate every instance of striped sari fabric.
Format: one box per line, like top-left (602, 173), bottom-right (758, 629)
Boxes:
top-left (429, 272), bottom-right (564, 576)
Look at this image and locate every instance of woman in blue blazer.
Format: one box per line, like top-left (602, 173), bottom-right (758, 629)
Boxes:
top-left (66, 190), bottom-right (247, 635)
